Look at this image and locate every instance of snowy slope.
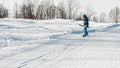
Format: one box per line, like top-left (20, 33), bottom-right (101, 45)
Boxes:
top-left (0, 18), bottom-right (120, 68)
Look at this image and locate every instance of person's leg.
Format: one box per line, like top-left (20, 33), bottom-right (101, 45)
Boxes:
top-left (83, 26), bottom-right (88, 37)
top-left (83, 27), bottom-right (86, 36)
top-left (85, 27), bottom-right (88, 36)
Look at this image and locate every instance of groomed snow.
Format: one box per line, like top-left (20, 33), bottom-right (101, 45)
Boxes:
top-left (0, 18), bottom-right (120, 68)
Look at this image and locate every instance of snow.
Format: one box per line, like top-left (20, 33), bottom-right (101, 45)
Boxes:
top-left (0, 18), bottom-right (120, 68)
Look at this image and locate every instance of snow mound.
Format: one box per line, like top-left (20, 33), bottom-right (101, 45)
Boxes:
top-left (0, 19), bottom-right (120, 68)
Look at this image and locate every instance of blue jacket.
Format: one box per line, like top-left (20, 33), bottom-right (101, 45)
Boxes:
top-left (83, 15), bottom-right (89, 27)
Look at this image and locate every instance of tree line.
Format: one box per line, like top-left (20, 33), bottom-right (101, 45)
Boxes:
top-left (0, 0), bottom-right (120, 23)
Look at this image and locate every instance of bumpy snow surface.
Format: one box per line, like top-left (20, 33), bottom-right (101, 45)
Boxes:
top-left (0, 18), bottom-right (120, 68)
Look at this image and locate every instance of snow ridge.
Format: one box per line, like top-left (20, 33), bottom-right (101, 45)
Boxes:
top-left (0, 19), bottom-right (120, 68)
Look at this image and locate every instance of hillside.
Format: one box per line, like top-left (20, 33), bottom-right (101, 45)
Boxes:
top-left (0, 19), bottom-right (120, 68)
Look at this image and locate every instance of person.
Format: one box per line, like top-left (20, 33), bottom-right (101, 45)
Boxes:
top-left (82, 14), bottom-right (89, 37)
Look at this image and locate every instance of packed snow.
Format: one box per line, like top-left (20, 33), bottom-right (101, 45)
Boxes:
top-left (0, 18), bottom-right (120, 68)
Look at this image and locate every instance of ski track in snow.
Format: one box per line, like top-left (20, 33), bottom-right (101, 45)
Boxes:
top-left (0, 19), bottom-right (120, 68)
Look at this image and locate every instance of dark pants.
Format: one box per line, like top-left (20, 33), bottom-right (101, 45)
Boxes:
top-left (83, 25), bottom-right (88, 36)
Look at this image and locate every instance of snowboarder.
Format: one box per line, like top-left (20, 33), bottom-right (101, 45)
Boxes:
top-left (82, 14), bottom-right (89, 37)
